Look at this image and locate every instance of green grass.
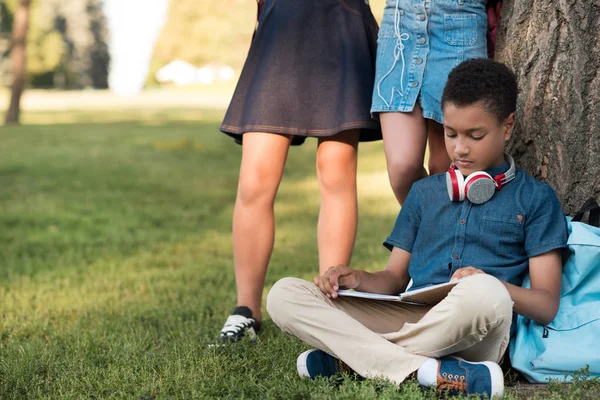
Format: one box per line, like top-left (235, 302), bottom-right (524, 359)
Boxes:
top-left (0, 108), bottom-right (597, 398)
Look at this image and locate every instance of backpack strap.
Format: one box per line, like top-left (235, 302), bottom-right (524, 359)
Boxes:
top-left (572, 198), bottom-right (600, 227)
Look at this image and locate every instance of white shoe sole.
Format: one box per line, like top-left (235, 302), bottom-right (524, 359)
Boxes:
top-left (246, 327), bottom-right (257, 341)
top-left (296, 349), bottom-right (314, 378)
top-left (207, 327), bottom-right (257, 348)
top-left (451, 356), bottom-right (504, 398)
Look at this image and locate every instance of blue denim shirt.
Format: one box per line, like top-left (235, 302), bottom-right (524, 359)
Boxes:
top-left (384, 161), bottom-right (569, 291)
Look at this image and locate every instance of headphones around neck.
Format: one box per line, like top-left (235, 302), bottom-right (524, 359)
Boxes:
top-left (446, 154), bottom-right (516, 204)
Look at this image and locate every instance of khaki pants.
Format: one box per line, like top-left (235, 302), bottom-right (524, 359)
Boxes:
top-left (267, 274), bottom-right (513, 385)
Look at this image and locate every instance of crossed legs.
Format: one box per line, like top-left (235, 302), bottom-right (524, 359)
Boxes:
top-left (267, 274), bottom-right (513, 384)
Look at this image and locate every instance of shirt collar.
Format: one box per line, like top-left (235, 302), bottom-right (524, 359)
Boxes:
top-left (485, 158), bottom-right (511, 177)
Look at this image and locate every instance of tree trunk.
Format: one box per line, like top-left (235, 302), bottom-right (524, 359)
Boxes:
top-left (495, 1), bottom-right (600, 215)
top-left (5, 0), bottom-right (31, 125)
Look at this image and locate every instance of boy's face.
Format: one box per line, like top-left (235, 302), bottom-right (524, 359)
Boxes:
top-left (442, 102), bottom-right (515, 176)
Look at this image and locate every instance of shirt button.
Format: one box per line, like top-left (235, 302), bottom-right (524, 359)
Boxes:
top-left (452, 254), bottom-right (459, 259)
top-left (418, 14), bottom-right (426, 21)
top-left (415, 57), bottom-right (423, 64)
top-left (410, 81), bottom-right (419, 87)
top-left (460, 219), bottom-right (466, 225)
top-left (417, 38), bottom-right (426, 45)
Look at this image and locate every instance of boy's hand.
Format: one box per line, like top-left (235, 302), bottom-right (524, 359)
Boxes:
top-left (451, 266), bottom-right (485, 281)
top-left (313, 265), bottom-right (360, 298)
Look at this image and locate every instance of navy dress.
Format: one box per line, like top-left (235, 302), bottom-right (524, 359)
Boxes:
top-left (220, 0), bottom-right (382, 145)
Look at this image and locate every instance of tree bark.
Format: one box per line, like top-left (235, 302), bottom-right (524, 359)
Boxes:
top-left (5, 0), bottom-right (31, 125)
top-left (495, 1), bottom-right (600, 215)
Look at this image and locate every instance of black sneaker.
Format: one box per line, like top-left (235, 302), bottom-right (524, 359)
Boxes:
top-left (216, 306), bottom-right (261, 343)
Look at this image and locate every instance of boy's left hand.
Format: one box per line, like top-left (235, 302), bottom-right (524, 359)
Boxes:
top-left (451, 266), bottom-right (485, 281)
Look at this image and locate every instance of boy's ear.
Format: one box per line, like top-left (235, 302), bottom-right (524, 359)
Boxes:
top-left (503, 112), bottom-right (516, 141)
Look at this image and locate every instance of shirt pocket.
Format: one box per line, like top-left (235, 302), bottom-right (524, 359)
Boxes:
top-left (444, 13), bottom-right (478, 46)
top-left (480, 211), bottom-right (525, 251)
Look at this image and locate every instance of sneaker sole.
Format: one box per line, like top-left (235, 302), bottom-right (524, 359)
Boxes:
top-left (207, 327), bottom-right (257, 348)
top-left (296, 350), bottom-right (313, 378)
top-left (450, 356), bottom-right (504, 398)
top-left (245, 327), bottom-right (257, 341)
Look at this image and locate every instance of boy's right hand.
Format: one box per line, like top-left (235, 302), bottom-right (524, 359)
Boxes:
top-left (313, 265), bottom-right (361, 298)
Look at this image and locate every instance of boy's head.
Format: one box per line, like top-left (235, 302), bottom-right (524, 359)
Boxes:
top-left (441, 59), bottom-right (518, 175)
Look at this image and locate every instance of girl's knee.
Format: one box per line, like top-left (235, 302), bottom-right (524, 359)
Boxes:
top-left (386, 157), bottom-right (425, 181)
top-left (237, 172), bottom-right (278, 206)
top-left (386, 161), bottom-right (425, 199)
top-left (316, 151), bottom-right (357, 194)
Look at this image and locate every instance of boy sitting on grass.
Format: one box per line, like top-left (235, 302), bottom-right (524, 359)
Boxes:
top-left (266, 59), bottom-right (568, 398)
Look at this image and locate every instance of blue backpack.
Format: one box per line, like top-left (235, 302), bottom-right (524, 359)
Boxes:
top-left (509, 199), bottom-right (600, 383)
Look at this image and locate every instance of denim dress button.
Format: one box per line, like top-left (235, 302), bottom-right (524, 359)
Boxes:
top-left (415, 57), bottom-right (423, 64)
top-left (418, 14), bottom-right (426, 21)
top-left (410, 81), bottom-right (419, 87)
top-left (417, 37), bottom-right (426, 45)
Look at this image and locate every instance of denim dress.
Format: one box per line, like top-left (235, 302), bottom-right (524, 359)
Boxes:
top-left (371, 0), bottom-right (488, 123)
top-left (221, 0), bottom-right (382, 146)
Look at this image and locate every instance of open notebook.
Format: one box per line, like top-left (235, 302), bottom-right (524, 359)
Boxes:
top-left (337, 279), bottom-right (462, 306)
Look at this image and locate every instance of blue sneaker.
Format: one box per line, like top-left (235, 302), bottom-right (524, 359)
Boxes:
top-left (296, 349), bottom-right (352, 379)
top-left (436, 356), bottom-right (504, 398)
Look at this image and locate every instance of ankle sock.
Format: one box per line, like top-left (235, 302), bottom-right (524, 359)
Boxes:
top-left (417, 358), bottom-right (438, 387)
top-left (232, 306), bottom-right (262, 331)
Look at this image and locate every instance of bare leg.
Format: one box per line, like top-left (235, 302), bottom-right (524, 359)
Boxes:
top-left (233, 132), bottom-right (292, 322)
top-left (316, 130), bottom-right (360, 274)
top-left (380, 104), bottom-right (428, 205)
top-left (426, 119), bottom-right (451, 175)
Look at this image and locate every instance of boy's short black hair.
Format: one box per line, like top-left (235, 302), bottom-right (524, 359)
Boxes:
top-left (442, 58), bottom-right (518, 123)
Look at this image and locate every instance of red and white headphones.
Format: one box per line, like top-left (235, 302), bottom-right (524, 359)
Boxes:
top-left (446, 154), bottom-right (516, 204)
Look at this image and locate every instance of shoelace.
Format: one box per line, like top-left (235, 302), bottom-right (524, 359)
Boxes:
top-left (438, 372), bottom-right (467, 393)
top-left (375, 0), bottom-right (410, 107)
top-left (220, 314), bottom-right (255, 337)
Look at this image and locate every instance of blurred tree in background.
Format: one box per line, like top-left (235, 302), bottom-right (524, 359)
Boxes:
top-left (146, 0), bottom-right (386, 85)
top-left (0, 0), bottom-right (109, 89)
top-left (1, 0), bottom-right (386, 89)
top-left (0, 1), bottom-right (14, 86)
top-left (146, 0), bottom-right (255, 86)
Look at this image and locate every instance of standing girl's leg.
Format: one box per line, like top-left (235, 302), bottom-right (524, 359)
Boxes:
top-left (316, 130), bottom-right (360, 274)
top-left (426, 119), bottom-right (451, 175)
top-left (233, 131), bottom-right (293, 322)
top-left (380, 104), bottom-right (428, 205)
top-left (381, 109), bottom-right (451, 205)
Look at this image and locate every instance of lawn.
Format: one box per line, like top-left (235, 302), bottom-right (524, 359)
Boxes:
top-left (0, 107), bottom-right (596, 399)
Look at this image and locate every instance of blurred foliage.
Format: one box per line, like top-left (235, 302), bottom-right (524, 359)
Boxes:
top-left (146, 0), bottom-right (386, 86)
top-left (1, 0), bottom-right (387, 89)
top-left (146, 0), bottom-right (255, 86)
top-left (0, 1), bottom-right (13, 86)
top-left (26, 4), bottom-right (66, 82)
top-left (0, 0), bottom-right (109, 89)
